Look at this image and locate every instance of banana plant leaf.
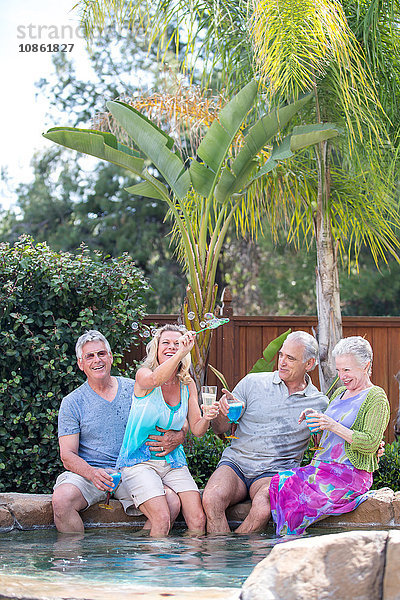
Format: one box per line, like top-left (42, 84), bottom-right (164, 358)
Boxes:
top-left (208, 364), bottom-right (230, 391)
top-left (214, 94), bottom-right (314, 203)
top-left (250, 329), bottom-right (291, 373)
top-left (191, 80), bottom-right (258, 197)
top-left (217, 120), bottom-right (340, 199)
top-left (231, 94), bottom-right (314, 177)
top-left (107, 101), bottom-right (190, 200)
top-left (43, 128), bottom-right (145, 174)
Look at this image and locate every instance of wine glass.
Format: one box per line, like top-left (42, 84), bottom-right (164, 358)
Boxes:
top-left (304, 408), bottom-right (324, 452)
top-left (98, 469), bottom-right (122, 510)
top-left (225, 396), bottom-right (243, 440)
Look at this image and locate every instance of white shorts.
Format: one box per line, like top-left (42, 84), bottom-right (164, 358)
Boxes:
top-left (122, 460), bottom-right (199, 507)
top-left (53, 471), bottom-right (142, 516)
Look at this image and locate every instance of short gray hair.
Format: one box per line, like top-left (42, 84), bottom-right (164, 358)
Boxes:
top-left (286, 331), bottom-right (319, 365)
top-left (332, 336), bottom-right (373, 373)
top-left (75, 330), bottom-right (111, 359)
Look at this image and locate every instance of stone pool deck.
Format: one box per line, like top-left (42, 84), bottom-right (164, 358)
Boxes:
top-left (1, 487), bottom-right (400, 531)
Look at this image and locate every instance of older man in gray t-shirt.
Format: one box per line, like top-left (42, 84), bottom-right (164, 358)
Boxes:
top-left (202, 331), bottom-right (328, 534)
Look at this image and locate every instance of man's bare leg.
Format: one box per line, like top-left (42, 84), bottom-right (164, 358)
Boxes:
top-left (202, 466), bottom-right (247, 533)
top-left (52, 484), bottom-right (88, 534)
top-left (235, 477), bottom-right (272, 534)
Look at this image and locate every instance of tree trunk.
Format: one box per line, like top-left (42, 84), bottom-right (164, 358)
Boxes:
top-left (314, 140), bottom-right (343, 393)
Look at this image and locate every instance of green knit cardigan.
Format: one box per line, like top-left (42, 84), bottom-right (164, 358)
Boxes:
top-left (328, 385), bottom-right (390, 472)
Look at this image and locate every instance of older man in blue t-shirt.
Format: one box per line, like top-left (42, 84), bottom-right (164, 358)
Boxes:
top-left (52, 330), bottom-right (186, 534)
top-left (202, 331), bottom-right (328, 534)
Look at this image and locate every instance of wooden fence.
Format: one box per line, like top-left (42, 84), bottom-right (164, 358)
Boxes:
top-left (124, 289), bottom-right (400, 443)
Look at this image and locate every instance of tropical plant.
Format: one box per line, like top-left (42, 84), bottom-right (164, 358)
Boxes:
top-left (249, 329), bottom-right (291, 373)
top-left (43, 80), bottom-right (339, 389)
top-left (74, 0), bottom-right (400, 393)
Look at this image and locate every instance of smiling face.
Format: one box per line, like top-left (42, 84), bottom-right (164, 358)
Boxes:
top-left (335, 353), bottom-right (370, 394)
top-left (77, 340), bottom-right (113, 384)
top-left (157, 330), bottom-right (181, 365)
top-left (278, 338), bottom-right (315, 388)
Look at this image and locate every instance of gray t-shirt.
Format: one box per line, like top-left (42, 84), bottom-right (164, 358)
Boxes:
top-left (58, 376), bottom-right (135, 468)
top-left (220, 371), bottom-right (328, 477)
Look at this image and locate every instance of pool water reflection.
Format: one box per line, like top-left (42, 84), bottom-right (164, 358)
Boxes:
top-left (0, 526), bottom-right (339, 589)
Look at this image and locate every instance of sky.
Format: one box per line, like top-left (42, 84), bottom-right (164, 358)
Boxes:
top-left (0, 0), bottom-right (90, 210)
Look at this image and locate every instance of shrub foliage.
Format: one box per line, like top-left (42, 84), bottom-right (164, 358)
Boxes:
top-left (184, 430), bottom-right (228, 488)
top-left (0, 236), bottom-right (148, 493)
top-left (371, 441), bottom-right (400, 492)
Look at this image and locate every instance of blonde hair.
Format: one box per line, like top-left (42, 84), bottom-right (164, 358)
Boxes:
top-left (141, 324), bottom-right (192, 384)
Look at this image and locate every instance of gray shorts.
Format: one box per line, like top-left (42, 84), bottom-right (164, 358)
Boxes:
top-left (53, 471), bottom-right (142, 516)
top-left (122, 460), bottom-right (199, 507)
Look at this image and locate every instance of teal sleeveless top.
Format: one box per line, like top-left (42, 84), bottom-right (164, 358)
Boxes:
top-left (116, 383), bottom-right (188, 469)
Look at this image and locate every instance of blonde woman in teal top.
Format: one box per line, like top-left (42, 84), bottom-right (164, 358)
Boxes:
top-left (117, 324), bottom-right (218, 537)
top-left (269, 336), bottom-right (390, 536)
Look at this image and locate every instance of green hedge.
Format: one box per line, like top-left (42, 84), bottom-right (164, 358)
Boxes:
top-left (184, 430), bottom-right (228, 487)
top-left (371, 441), bottom-right (400, 491)
top-left (0, 236), bottom-right (149, 494)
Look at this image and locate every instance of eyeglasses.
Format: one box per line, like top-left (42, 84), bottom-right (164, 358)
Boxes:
top-left (82, 350), bottom-right (109, 361)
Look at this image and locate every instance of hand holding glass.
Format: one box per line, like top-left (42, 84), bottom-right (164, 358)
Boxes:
top-left (225, 395), bottom-right (243, 439)
top-left (201, 385), bottom-right (217, 406)
top-left (201, 385), bottom-right (217, 418)
top-left (98, 469), bottom-right (121, 510)
top-left (304, 408), bottom-right (324, 452)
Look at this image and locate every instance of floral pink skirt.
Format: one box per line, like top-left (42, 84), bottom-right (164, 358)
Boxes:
top-left (269, 459), bottom-right (373, 536)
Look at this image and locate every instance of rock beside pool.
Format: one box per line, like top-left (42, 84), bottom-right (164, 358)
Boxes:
top-left (315, 487), bottom-right (396, 528)
top-left (0, 505), bottom-right (14, 530)
top-left (240, 530), bottom-right (392, 600)
top-left (1, 488), bottom-right (400, 531)
top-left (0, 493), bottom-right (146, 531)
top-left (383, 530), bottom-right (400, 600)
top-left (0, 493), bottom-right (54, 530)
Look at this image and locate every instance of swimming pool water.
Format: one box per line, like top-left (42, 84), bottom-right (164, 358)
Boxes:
top-left (0, 526), bottom-right (275, 588)
top-left (0, 526), bottom-right (341, 589)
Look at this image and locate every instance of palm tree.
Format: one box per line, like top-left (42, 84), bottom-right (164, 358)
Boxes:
top-left (44, 82), bottom-right (338, 389)
top-left (74, 0), bottom-right (400, 390)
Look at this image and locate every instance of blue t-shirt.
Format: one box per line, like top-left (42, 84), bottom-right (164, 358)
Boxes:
top-left (58, 376), bottom-right (135, 468)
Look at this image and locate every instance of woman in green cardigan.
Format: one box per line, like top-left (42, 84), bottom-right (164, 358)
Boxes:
top-left (269, 336), bottom-right (390, 536)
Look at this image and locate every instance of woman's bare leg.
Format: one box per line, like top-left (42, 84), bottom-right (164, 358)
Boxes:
top-left (142, 486), bottom-right (181, 530)
top-left (138, 495), bottom-right (171, 537)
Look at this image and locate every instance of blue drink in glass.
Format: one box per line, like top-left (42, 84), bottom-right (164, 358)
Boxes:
top-left (99, 471), bottom-right (121, 510)
top-left (304, 408), bottom-right (323, 451)
top-left (108, 471), bottom-right (122, 492)
top-left (226, 400), bottom-right (243, 439)
top-left (228, 403), bottom-right (243, 423)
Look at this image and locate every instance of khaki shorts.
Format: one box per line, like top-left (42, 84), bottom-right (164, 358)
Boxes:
top-left (53, 471), bottom-right (142, 516)
top-left (122, 460), bottom-right (199, 507)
